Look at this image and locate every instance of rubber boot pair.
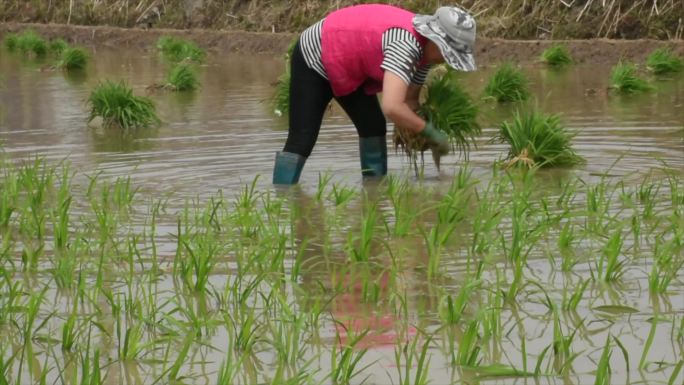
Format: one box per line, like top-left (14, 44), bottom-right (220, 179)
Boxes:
top-left (272, 136), bottom-right (387, 184)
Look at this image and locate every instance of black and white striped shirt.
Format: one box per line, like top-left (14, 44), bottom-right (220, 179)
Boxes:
top-left (300, 19), bottom-right (431, 86)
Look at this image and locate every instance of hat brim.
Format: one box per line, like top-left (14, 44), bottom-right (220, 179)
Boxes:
top-left (414, 15), bottom-right (476, 72)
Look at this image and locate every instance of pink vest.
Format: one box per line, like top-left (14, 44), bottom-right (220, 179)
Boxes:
top-left (321, 4), bottom-right (427, 96)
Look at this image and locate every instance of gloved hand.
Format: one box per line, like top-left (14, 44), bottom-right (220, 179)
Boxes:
top-left (419, 121), bottom-right (450, 156)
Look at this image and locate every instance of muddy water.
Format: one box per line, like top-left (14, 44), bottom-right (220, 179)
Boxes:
top-left (1, 48), bottom-right (683, 385)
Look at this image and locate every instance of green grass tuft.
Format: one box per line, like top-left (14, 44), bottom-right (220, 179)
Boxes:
top-left (484, 63), bottom-right (530, 102)
top-left (9, 30), bottom-right (48, 57)
top-left (609, 62), bottom-right (653, 94)
top-left (541, 44), bottom-right (573, 66)
top-left (271, 38), bottom-right (298, 117)
top-left (88, 80), bottom-right (160, 129)
top-left (49, 38), bottom-right (69, 55)
top-left (166, 63), bottom-right (200, 91)
top-left (3, 33), bottom-right (19, 51)
top-left (57, 47), bottom-right (88, 71)
top-left (156, 36), bottom-right (205, 63)
top-left (646, 47), bottom-right (683, 75)
top-left (419, 69), bottom-right (481, 155)
top-left (496, 108), bottom-right (584, 168)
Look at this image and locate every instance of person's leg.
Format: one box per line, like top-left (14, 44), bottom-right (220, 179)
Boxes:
top-left (274, 40), bottom-right (333, 184)
top-left (336, 89), bottom-right (388, 176)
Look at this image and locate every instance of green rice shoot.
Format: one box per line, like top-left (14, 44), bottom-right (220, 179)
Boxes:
top-left (271, 38), bottom-right (298, 117)
top-left (57, 47), bottom-right (88, 71)
top-left (496, 108), bottom-right (584, 168)
top-left (3, 33), bottom-right (19, 51)
top-left (49, 38), bottom-right (69, 55)
top-left (609, 61), bottom-right (653, 94)
top-left (156, 36), bottom-right (205, 63)
top-left (418, 69), bottom-right (481, 156)
top-left (166, 63), bottom-right (200, 91)
top-left (541, 44), bottom-right (573, 66)
top-left (87, 80), bottom-right (160, 129)
top-left (9, 30), bottom-right (48, 57)
top-left (484, 63), bottom-right (530, 102)
top-left (646, 47), bottom-right (683, 75)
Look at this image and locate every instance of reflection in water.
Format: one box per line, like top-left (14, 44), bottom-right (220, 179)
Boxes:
top-left (89, 126), bottom-right (160, 153)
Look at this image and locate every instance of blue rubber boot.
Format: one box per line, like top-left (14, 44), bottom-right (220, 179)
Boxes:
top-left (273, 151), bottom-right (306, 184)
top-left (359, 136), bottom-right (387, 177)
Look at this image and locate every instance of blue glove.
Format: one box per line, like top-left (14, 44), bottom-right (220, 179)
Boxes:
top-left (419, 121), bottom-right (450, 156)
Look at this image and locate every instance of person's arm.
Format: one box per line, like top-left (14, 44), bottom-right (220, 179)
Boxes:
top-left (381, 71), bottom-right (425, 134)
top-left (382, 71), bottom-right (450, 155)
top-left (406, 83), bottom-right (422, 112)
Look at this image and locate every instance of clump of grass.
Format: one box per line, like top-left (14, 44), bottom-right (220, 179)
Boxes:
top-left (541, 44), bottom-right (573, 66)
top-left (646, 47), bottom-right (683, 75)
top-left (166, 63), bottom-right (199, 91)
top-left (3, 33), bottom-right (19, 51)
top-left (484, 63), bottom-right (530, 102)
top-left (156, 36), bottom-right (205, 63)
top-left (272, 38), bottom-right (298, 117)
top-left (49, 38), bottom-right (69, 55)
top-left (496, 108), bottom-right (584, 168)
top-left (394, 69), bottom-right (480, 166)
top-left (8, 30), bottom-right (48, 57)
top-left (57, 47), bottom-right (88, 71)
top-left (87, 80), bottom-right (160, 129)
top-left (609, 61), bottom-right (653, 94)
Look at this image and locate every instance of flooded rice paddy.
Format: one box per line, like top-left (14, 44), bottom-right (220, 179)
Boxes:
top-left (0, 47), bottom-right (683, 385)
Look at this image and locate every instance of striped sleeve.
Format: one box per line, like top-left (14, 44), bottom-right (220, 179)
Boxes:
top-left (299, 19), bottom-right (328, 79)
top-left (380, 28), bottom-right (427, 85)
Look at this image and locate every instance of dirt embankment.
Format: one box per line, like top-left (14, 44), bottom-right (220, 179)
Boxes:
top-left (2, 22), bottom-right (684, 66)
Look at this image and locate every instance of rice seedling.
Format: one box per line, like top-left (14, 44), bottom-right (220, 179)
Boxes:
top-left (10, 30), bottom-right (48, 57)
top-left (165, 63), bottom-right (200, 91)
top-left (483, 63), bottom-right (530, 102)
top-left (395, 332), bottom-right (432, 385)
top-left (562, 278), bottom-right (588, 312)
top-left (438, 279), bottom-right (481, 325)
top-left (646, 47), bottom-right (683, 75)
top-left (347, 198), bottom-right (379, 262)
top-left (648, 237), bottom-right (684, 294)
top-left (609, 61), bottom-right (653, 94)
top-left (272, 38), bottom-right (297, 117)
top-left (594, 227), bottom-right (627, 282)
top-left (3, 33), bottom-right (18, 51)
top-left (156, 36), bottom-right (205, 63)
top-left (496, 108), bottom-right (584, 168)
top-left (329, 183), bottom-right (357, 207)
top-left (49, 38), bottom-right (69, 55)
top-left (541, 44), bottom-right (573, 67)
top-left (57, 47), bottom-right (89, 71)
top-left (329, 325), bottom-right (373, 385)
top-left (87, 80), bottom-right (160, 129)
top-left (394, 69), bottom-right (480, 168)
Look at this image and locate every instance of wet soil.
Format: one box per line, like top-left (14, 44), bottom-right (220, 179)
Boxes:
top-left (2, 22), bottom-right (684, 65)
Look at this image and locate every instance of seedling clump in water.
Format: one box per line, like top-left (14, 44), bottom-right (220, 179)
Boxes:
top-left (87, 80), bottom-right (160, 129)
top-left (646, 47), bottom-right (683, 75)
top-left (496, 108), bottom-right (584, 168)
top-left (484, 62), bottom-right (530, 102)
top-left (541, 44), bottom-right (573, 67)
top-left (609, 61), bottom-right (653, 94)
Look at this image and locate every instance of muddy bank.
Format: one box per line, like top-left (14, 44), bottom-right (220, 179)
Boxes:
top-left (1, 22), bottom-right (684, 66)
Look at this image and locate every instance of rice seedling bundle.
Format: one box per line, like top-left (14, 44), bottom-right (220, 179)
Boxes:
top-left (272, 39), bottom-right (298, 117)
top-left (541, 44), bottom-right (573, 67)
top-left (3, 33), bottom-right (18, 51)
top-left (609, 62), bottom-right (653, 94)
top-left (57, 47), bottom-right (88, 71)
top-left (87, 80), bottom-right (160, 129)
top-left (646, 47), bottom-right (683, 75)
top-left (49, 38), bottom-right (69, 55)
top-left (496, 108), bottom-right (584, 168)
top-left (166, 63), bottom-right (199, 91)
top-left (8, 30), bottom-right (48, 57)
top-left (394, 69), bottom-right (480, 164)
top-left (484, 63), bottom-right (530, 102)
top-left (156, 36), bottom-right (205, 63)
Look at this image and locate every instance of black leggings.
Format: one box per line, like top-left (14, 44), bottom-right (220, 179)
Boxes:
top-left (283, 40), bottom-right (387, 158)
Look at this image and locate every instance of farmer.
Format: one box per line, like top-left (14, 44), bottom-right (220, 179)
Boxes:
top-left (273, 4), bottom-right (477, 184)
